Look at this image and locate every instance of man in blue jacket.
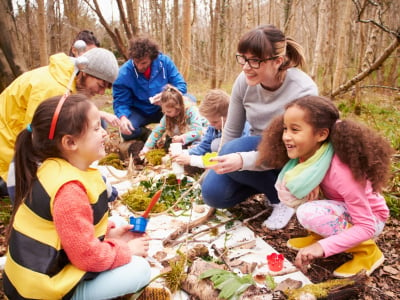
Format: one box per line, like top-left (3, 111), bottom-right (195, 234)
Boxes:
top-left (113, 37), bottom-right (188, 141)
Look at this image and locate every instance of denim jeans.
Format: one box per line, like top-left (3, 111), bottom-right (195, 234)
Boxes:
top-left (122, 108), bottom-right (163, 140)
top-left (71, 256), bottom-right (151, 300)
top-left (201, 136), bottom-right (280, 208)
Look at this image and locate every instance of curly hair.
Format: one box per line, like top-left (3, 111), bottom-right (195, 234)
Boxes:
top-left (129, 37), bottom-right (159, 60)
top-left (257, 95), bottom-right (394, 192)
top-left (161, 85), bottom-right (187, 137)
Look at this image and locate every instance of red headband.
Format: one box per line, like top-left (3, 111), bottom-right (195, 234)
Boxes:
top-left (48, 92), bottom-right (69, 140)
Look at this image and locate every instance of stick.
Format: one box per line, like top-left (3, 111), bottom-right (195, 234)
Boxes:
top-left (162, 207), bottom-right (216, 247)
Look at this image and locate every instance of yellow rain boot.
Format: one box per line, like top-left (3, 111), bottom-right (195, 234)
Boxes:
top-left (333, 239), bottom-right (384, 278)
top-left (287, 232), bottom-right (322, 250)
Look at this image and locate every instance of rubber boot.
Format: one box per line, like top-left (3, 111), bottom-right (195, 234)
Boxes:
top-left (333, 239), bottom-right (384, 278)
top-left (287, 232), bottom-right (322, 250)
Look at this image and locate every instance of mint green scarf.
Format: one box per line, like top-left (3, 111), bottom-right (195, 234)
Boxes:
top-left (277, 142), bottom-right (334, 199)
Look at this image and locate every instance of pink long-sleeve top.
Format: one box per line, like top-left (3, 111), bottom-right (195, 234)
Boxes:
top-left (53, 181), bottom-right (132, 272)
top-left (317, 155), bottom-right (389, 257)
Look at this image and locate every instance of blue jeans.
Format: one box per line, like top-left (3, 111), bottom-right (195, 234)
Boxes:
top-left (71, 256), bottom-right (151, 300)
top-left (122, 108), bottom-right (163, 140)
top-left (201, 136), bottom-right (280, 208)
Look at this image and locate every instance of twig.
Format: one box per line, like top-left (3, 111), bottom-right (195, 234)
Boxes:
top-left (242, 208), bottom-right (270, 225)
top-left (211, 244), bottom-right (234, 272)
top-left (162, 207), bottom-right (216, 247)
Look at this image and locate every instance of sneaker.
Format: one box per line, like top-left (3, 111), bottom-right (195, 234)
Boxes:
top-left (262, 202), bottom-right (295, 230)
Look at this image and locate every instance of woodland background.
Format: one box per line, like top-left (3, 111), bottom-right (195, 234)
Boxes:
top-left (0, 0), bottom-right (399, 101)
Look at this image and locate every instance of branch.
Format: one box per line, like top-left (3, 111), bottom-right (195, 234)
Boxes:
top-left (331, 37), bottom-right (399, 97)
top-left (352, 0), bottom-right (400, 39)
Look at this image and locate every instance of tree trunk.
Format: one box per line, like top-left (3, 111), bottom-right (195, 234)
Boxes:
top-left (37, 0), bottom-right (48, 66)
top-left (210, 0), bottom-right (220, 88)
top-left (310, 0), bottom-right (328, 80)
top-left (0, 0), bottom-right (27, 91)
top-left (117, 0), bottom-right (132, 41)
top-left (126, 0), bottom-right (139, 37)
top-left (181, 0), bottom-right (191, 80)
top-left (245, 0), bottom-right (253, 31)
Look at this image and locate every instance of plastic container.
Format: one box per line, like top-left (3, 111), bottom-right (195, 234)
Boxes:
top-left (169, 143), bottom-right (184, 178)
top-left (267, 253), bottom-right (284, 272)
top-left (202, 152), bottom-right (218, 166)
top-left (129, 216), bottom-right (148, 233)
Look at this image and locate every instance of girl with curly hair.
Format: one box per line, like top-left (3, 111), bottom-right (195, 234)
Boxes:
top-left (140, 85), bottom-right (205, 153)
top-left (257, 95), bottom-right (394, 278)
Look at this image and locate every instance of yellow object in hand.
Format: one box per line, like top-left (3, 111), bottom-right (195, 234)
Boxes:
top-left (202, 152), bottom-right (218, 166)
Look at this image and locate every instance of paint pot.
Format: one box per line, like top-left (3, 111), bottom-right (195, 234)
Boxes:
top-left (267, 253), bottom-right (284, 272)
top-left (129, 216), bottom-right (148, 233)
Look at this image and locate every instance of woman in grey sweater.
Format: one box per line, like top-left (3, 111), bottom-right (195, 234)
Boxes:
top-left (201, 24), bottom-right (318, 230)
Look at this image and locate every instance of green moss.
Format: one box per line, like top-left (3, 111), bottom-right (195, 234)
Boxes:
top-left (145, 149), bottom-right (166, 165)
top-left (284, 278), bottom-right (354, 300)
top-left (98, 153), bottom-right (124, 170)
top-left (120, 185), bottom-right (167, 213)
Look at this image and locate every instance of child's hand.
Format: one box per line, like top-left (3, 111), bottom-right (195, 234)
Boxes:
top-left (171, 135), bottom-right (184, 143)
top-left (139, 146), bottom-right (150, 156)
top-left (294, 243), bottom-right (324, 272)
top-left (127, 234), bottom-right (151, 257)
top-left (173, 153), bottom-right (190, 165)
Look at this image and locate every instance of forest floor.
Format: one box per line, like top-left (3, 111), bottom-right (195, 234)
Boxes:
top-left (0, 95), bottom-right (398, 299)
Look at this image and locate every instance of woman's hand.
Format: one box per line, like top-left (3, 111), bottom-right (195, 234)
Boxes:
top-left (172, 153), bottom-right (190, 165)
top-left (207, 153), bottom-right (243, 174)
top-left (119, 116), bottom-right (135, 135)
top-left (294, 242), bottom-right (324, 272)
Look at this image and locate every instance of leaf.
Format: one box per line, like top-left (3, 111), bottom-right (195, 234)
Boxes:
top-left (199, 268), bottom-right (255, 300)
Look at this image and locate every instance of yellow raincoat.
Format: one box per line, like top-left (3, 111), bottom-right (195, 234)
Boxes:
top-left (0, 53), bottom-right (76, 181)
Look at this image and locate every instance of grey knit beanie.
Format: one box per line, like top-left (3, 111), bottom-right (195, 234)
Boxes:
top-left (81, 48), bottom-right (119, 84)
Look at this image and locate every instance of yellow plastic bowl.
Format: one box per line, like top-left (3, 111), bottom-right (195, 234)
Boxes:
top-left (202, 152), bottom-right (218, 166)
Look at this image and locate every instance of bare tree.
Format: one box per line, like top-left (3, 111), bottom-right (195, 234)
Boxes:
top-left (0, 0), bottom-right (27, 91)
top-left (181, 0), bottom-right (191, 80)
top-left (210, 0), bottom-right (221, 88)
top-left (331, 0), bottom-right (400, 97)
top-left (332, 0), bottom-right (352, 91)
top-left (37, 0), bottom-right (48, 65)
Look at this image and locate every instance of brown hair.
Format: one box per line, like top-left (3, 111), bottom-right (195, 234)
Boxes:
top-left (129, 37), bottom-right (160, 60)
top-left (69, 30), bottom-right (100, 56)
top-left (161, 85), bottom-right (187, 136)
top-left (237, 24), bottom-right (306, 82)
top-left (13, 94), bottom-right (94, 211)
top-left (199, 89), bottom-right (230, 118)
top-left (257, 95), bottom-right (394, 192)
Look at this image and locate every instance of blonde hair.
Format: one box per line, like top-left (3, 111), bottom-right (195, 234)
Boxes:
top-left (199, 89), bottom-right (230, 118)
top-left (161, 85), bottom-right (187, 136)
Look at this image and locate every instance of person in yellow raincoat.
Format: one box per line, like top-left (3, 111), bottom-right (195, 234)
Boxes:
top-left (0, 47), bottom-right (119, 193)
